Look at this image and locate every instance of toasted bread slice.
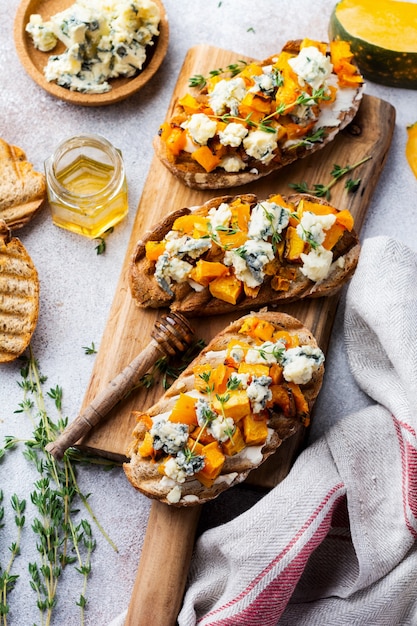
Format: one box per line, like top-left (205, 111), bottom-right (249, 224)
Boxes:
top-left (124, 311), bottom-right (325, 506)
top-left (154, 39), bottom-right (364, 189)
top-left (0, 138), bottom-right (46, 229)
top-left (0, 220), bottom-right (40, 362)
top-left (129, 192), bottom-right (360, 317)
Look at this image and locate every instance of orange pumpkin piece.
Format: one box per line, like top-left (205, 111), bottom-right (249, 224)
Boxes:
top-left (240, 92), bottom-right (272, 114)
top-left (238, 315), bottom-right (259, 337)
top-left (211, 363), bottom-right (235, 394)
top-left (322, 222), bottom-right (346, 250)
top-left (178, 93), bottom-right (202, 114)
top-left (297, 198), bottom-right (338, 218)
top-left (222, 425), bottom-right (246, 456)
top-left (285, 226), bottom-right (305, 261)
top-left (335, 209), bottom-right (354, 231)
top-left (145, 240), bottom-right (166, 262)
top-left (269, 362), bottom-right (283, 385)
top-left (189, 426), bottom-right (217, 446)
top-left (269, 384), bottom-right (296, 417)
top-left (189, 260), bottom-right (229, 286)
top-left (253, 319), bottom-right (275, 342)
top-left (191, 146), bottom-right (221, 172)
top-left (193, 363), bottom-right (213, 392)
top-left (168, 393), bottom-right (198, 426)
top-left (212, 390), bottom-right (251, 422)
top-left (196, 442), bottom-right (226, 487)
top-left (138, 431), bottom-right (155, 458)
top-left (273, 329), bottom-right (299, 348)
top-left (237, 362), bottom-right (270, 379)
top-left (165, 127), bottom-right (187, 156)
top-left (286, 382), bottom-right (310, 420)
top-left (209, 274), bottom-right (243, 304)
top-left (241, 413), bottom-right (269, 446)
top-left (172, 214), bottom-right (209, 236)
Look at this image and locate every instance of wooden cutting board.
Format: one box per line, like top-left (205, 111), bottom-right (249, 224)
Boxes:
top-left (75, 44), bottom-right (394, 625)
top-left (77, 44), bottom-right (395, 489)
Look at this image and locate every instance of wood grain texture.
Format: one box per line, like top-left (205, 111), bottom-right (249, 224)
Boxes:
top-left (14, 0), bottom-right (169, 106)
top-left (76, 45), bottom-right (395, 481)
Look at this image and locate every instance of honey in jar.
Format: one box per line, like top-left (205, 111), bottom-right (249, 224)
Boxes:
top-left (44, 134), bottom-right (128, 238)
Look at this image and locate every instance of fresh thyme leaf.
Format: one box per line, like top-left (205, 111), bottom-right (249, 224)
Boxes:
top-left (247, 26), bottom-right (255, 33)
top-left (288, 155), bottom-right (372, 200)
top-left (188, 60), bottom-right (248, 90)
top-left (94, 227), bottom-right (114, 255)
top-left (83, 342), bottom-right (97, 355)
top-left (345, 177), bottom-right (361, 193)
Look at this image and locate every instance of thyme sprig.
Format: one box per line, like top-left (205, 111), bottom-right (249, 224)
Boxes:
top-left (289, 155), bottom-right (372, 200)
top-left (189, 60), bottom-right (248, 90)
top-left (1, 348), bottom-right (117, 625)
top-left (0, 491), bottom-right (26, 624)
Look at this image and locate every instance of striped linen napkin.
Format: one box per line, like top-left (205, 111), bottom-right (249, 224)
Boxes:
top-left (176, 236), bottom-right (417, 625)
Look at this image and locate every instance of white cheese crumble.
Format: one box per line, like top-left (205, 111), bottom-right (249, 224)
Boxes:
top-left (282, 346), bottom-right (324, 385)
top-left (150, 419), bottom-right (188, 455)
top-left (218, 123), bottom-right (248, 147)
top-left (166, 486), bottom-right (182, 504)
top-left (245, 340), bottom-right (285, 366)
top-left (288, 46), bottom-right (333, 91)
top-left (26, 0), bottom-right (160, 94)
top-left (219, 155), bottom-right (246, 172)
top-left (208, 203), bottom-right (232, 230)
top-left (223, 240), bottom-right (275, 288)
top-left (181, 113), bottom-right (217, 146)
top-left (243, 130), bottom-right (278, 164)
top-left (247, 375), bottom-right (272, 413)
top-left (300, 246), bottom-right (334, 282)
top-left (208, 77), bottom-right (246, 115)
top-left (248, 201), bottom-right (290, 241)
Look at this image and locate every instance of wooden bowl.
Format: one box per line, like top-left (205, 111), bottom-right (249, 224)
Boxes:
top-left (13, 0), bottom-right (169, 106)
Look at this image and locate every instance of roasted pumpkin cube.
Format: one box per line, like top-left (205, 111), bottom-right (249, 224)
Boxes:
top-left (165, 127), bottom-right (187, 156)
top-left (168, 393), bottom-right (198, 426)
top-left (285, 226), bottom-right (305, 261)
top-left (242, 413), bottom-right (269, 446)
top-left (222, 425), bottom-right (246, 456)
top-left (172, 214), bottom-right (209, 237)
top-left (272, 330), bottom-right (299, 348)
top-left (191, 146), bottom-right (221, 172)
top-left (138, 431), bottom-right (155, 458)
top-left (212, 390), bottom-right (251, 422)
top-left (189, 260), bottom-right (229, 286)
top-left (322, 222), bottom-right (346, 250)
top-left (335, 209), bottom-right (354, 231)
top-left (211, 363), bottom-right (235, 394)
top-left (238, 316), bottom-right (259, 337)
top-left (196, 442), bottom-right (225, 487)
top-left (286, 382), bottom-right (310, 418)
top-left (253, 319), bottom-right (275, 342)
top-left (145, 240), bottom-right (166, 262)
top-left (269, 384), bottom-right (296, 417)
top-left (188, 432), bottom-right (212, 450)
top-left (193, 363), bottom-right (214, 393)
top-left (240, 92), bottom-right (272, 114)
top-left (297, 198), bottom-right (338, 218)
top-left (178, 93), bottom-right (202, 114)
top-left (238, 362), bottom-right (270, 379)
top-left (269, 363), bottom-right (283, 385)
top-left (300, 38), bottom-right (327, 55)
top-left (209, 274), bottom-right (243, 304)
top-left (238, 62), bottom-right (264, 80)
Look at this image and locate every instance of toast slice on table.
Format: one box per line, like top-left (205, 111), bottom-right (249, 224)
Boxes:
top-left (154, 38), bottom-right (364, 189)
top-left (0, 138), bottom-right (46, 229)
top-left (129, 192), bottom-right (360, 317)
top-left (124, 311), bottom-right (325, 506)
top-left (0, 220), bottom-right (40, 362)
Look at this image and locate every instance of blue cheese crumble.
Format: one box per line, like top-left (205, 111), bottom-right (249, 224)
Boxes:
top-left (282, 346), bottom-right (325, 385)
top-left (26, 0), bottom-right (161, 94)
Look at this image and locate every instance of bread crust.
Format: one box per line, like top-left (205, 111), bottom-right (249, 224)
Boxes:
top-left (154, 40), bottom-right (364, 190)
top-left (0, 139), bottom-right (46, 229)
top-left (123, 310), bottom-right (325, 506)
top-left (0, 220), bottom-right (40, 362)
top-left (129, 192), bottom-right (360, 317)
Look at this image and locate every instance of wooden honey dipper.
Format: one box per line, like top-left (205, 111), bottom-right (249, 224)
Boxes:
top-left (45, 311), bottom-right (195, 460)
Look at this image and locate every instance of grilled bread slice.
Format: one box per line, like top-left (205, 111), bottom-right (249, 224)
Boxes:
top-left (124, 311), bottom-right (325, 506)
top-left (129, 192), bottom-right (360, 317)
top-left (0, 220), bottom-right (40, 362)
top-left (0, 138), bottom-right (46, 229)
top-left (154, 38), bottom-right (364, 189)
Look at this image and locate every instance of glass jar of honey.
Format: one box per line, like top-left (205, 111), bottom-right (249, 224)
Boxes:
top-left (44, 134), bottom-right (128, 238)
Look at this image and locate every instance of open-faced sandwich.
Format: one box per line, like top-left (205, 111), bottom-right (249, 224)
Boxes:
top-left (154, 38), bottom-right (364, 189)
top-left (129, 192), bottom-right (360, 317)
top-left (124, 311), bottom-right (325, 506)
top-left (0, 220), bottom-right (40, 362)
